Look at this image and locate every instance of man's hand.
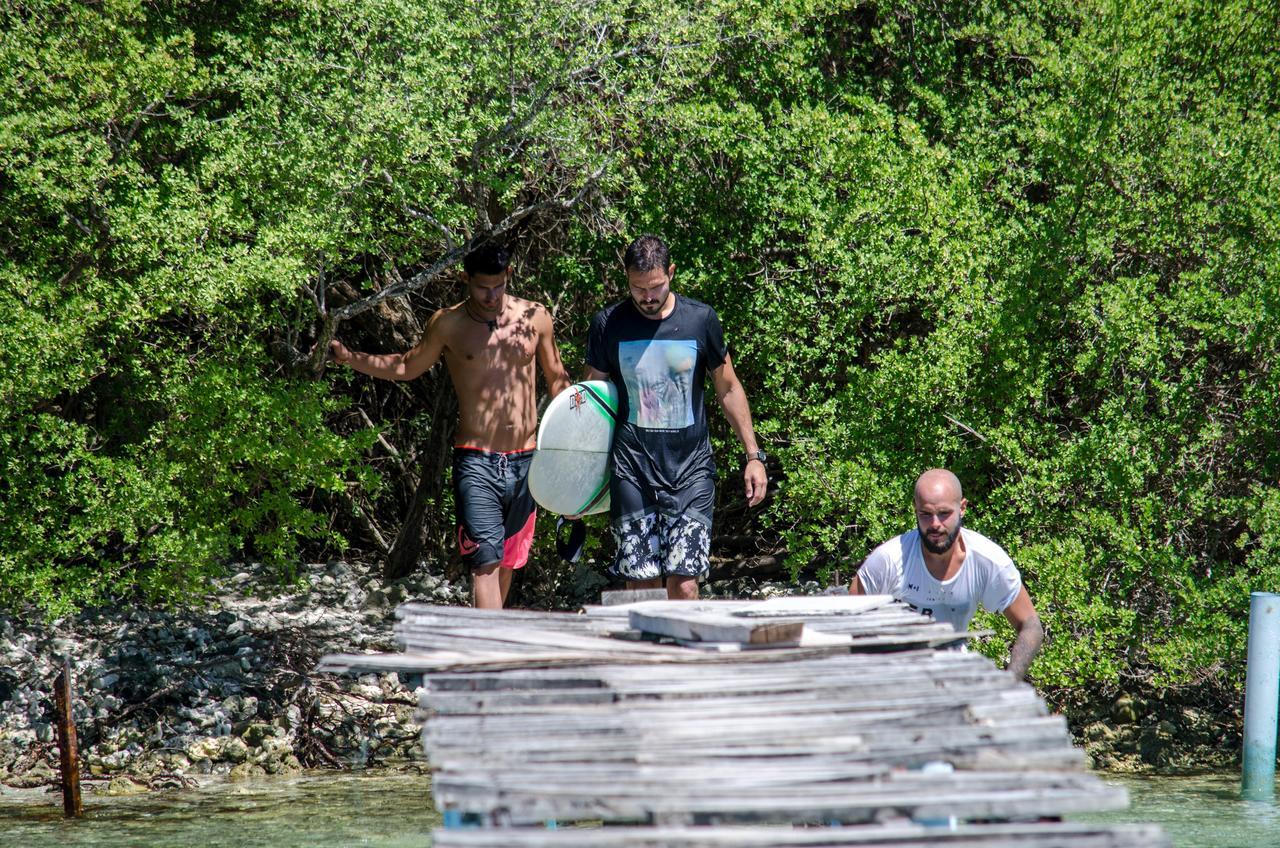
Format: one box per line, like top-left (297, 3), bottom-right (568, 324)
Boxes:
top-left (328, 339), bottom-right (352, 364)
top-left (743, 459), bottom-right (767, 507)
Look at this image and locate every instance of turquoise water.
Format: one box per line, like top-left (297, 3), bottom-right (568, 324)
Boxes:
top-left (1074, 773), bottom-right (1280, 847)
top-left (0, 772), bottom-right (440, 847)
top-left (3, 770), bottom-right (1278, 847)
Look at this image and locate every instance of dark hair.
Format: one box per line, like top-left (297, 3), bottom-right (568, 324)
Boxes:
top-left (623, 235), bottom-right (670, 274)
top-left (463, 242), bottom-right (511, 277)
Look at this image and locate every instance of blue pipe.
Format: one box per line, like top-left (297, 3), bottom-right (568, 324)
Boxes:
top-left (1242, 592), bottom-right (1280, 801)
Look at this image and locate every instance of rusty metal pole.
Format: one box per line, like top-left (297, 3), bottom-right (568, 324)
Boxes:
top-left (53, 656), bottom-right (83, 817)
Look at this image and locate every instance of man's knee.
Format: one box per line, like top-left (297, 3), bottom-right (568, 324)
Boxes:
top-left (473, 562), bottom-right (502, 578)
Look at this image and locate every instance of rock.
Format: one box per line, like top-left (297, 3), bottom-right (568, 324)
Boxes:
top-left (1111, 695), bottom-right (1139, 725)
top-left (163, 752), bottom-right (191, 771)
top-left (227, 762), bottom-right (265, 782)
top-left (186, 737), bottom-right (223, 761)
top-left (0, 667), bottom-right (23, 701)
top-left (222, 737), bottom-right (250, 763)
top-left (1138, 723), bottom-right (1173, 764)
top-left (7, 759), bottom-right (56, 788)
top-left (1083, 721), bottom-right (1117, 743)
top-left (103, 776), bottom-right (150, 796)
top-left (241, 723), bottom-right (276, 748)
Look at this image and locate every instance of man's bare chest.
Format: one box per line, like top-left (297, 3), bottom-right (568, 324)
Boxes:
top-left (447, 322), bottom-right (537, 372)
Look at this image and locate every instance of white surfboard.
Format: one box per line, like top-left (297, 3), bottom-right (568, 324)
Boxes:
top-left (528, 381), bottom-right (618, 516)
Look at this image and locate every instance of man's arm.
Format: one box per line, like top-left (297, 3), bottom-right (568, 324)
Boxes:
top-left (583, 366), bottom-right (609, 381)
top-left (1003, 586), bottom-right (1044, 682)
top-left (710, 355), bottom-right (766, 508)
top-left (848, 573), bottom-right (867, 595)
top-left (330, 310), bottom-right (447, 381)
top-left (534, 305), bottom-right (571, 398)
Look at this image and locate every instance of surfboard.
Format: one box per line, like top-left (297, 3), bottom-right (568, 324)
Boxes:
top-left (528, 381), bottom-right (618, 516)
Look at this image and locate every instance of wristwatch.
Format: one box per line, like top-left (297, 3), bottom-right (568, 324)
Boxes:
top-left (744, 449), bottom-right (767, 466)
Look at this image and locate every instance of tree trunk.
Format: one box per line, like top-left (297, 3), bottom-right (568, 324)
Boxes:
top-left (382, 385), bottom-right (456, 581)
top-left (383, 472), bottom-right (436, 580)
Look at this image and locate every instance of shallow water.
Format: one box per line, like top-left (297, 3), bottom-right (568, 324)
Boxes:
top-left (1073, 773), bottom-right (1280, 848)
top-left (0, 771), bottom-right (440, 848)
top-left (3, 770), bottom-right (1279, 847)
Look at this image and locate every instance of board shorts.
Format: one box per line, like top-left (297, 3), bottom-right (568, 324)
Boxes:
top-left (452, 447), bottom-right (536, 571)
top-left (609, 473), bottom-right (714, 582)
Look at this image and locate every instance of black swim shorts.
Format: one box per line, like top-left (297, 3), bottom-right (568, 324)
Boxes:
top-left (452, 447), bottom-right (536, 570)
top-left (608, 473), bottom-right (713, 581)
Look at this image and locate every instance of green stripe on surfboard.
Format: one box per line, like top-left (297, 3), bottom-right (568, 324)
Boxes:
top-left (573, 476), bottom-right (611, 517)
top-left (579, 383), bottom-right (617, 425)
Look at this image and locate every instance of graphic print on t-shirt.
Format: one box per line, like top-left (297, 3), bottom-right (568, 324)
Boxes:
top-left (618, 339), bottom-right (698, 429)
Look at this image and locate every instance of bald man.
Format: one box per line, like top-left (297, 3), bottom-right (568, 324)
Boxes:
top-left (850, 469), bottom-right (1044, 680)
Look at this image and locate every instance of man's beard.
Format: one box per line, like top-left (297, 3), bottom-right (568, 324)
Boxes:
top-left (921, 517), bottom-right (963, 555)
top-left (633, 296), bottom-right (664, 316)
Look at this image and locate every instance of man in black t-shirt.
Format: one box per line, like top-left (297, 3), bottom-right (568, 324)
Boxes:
top-left (584, 235), bottom-right (768, 600)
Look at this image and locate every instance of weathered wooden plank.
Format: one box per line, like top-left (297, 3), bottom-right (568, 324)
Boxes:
top-left (395, 622), bottom-right (686, 653)
top-left (418, 687), bottom-right (1045, 720)
top-left (431, 822), bottom-right (1171, 848)
top-left (432, 769), bottom-right (1129, 826)
top-left (629, 608), bottom-right (806, 644)
top-left (422, 723), bottom-right (1079, 773)
top-left (601, 589), bottom-right (670, 605)
top-left (421, 703), bottom-right (1065, 740)
top-left (734, 595), bottom-right (897, 616)
top-left (419, 654), bottom-right (1026, 699)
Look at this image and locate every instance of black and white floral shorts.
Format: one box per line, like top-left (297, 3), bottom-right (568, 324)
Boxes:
top-left (608, 474), bottom-right (714, 581)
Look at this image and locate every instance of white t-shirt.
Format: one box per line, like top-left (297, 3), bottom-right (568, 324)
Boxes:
top-left (856, 528), bottom-right (1022, 632)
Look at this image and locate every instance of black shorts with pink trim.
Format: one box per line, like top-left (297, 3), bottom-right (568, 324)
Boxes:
top-left (452, 447), bottom-right (536, 570)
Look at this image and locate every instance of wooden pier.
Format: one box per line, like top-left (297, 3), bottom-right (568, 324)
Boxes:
top-left (319, 595), bottom-right (1169, 847)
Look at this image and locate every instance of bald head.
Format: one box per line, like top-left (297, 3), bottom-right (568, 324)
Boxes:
top-left (915, 468), bottom-right (963, 504)
top-left (913, 469), bottom-right (966, 555)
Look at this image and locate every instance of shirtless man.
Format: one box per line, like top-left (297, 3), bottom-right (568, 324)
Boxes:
top-left (850, 469), bottom-right (1044, 681)
top-left (328, 243), bottom-right (571, 608)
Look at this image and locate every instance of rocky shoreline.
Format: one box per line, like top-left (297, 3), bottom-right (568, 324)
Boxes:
top-left (0, 562), bottom-right (1242, 797)
top-left (0, 561), bottom-right (463, 795)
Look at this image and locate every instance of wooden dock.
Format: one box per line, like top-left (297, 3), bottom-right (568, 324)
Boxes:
top-left (319, 595), bottom-right (1168, 847)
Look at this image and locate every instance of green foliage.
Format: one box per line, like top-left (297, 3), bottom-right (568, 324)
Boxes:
top-left (2, 0), bottom-right (1277, 705)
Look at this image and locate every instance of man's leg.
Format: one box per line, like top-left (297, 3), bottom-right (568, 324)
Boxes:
top-left (472, 563), bottom-right (503, 609)
top-left (609, 478), bottom-right (662, 588)
top-left (495, 452), bottom-right (537, 609)
top-left (666, 575), bottom-right (699, 600)
top-left (499, 566), bottom-right (515, 606)
top-left (454, 449), bottom-right (506, 607)
top-left (657, 476), bottom-right (714, 602)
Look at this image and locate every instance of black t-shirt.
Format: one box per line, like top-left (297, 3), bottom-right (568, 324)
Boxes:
top-left (586, 295), bottom-right (728, 490)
